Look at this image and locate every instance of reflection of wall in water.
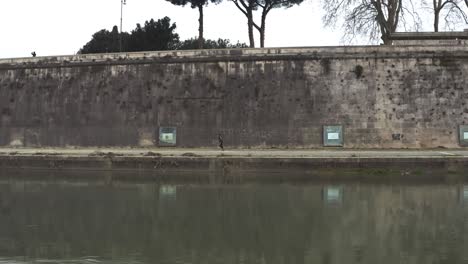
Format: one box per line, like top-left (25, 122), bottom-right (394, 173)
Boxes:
top-left (312, 185), bottom-right (468, 264)
top-left (0, 182), bottom-right (465, 263)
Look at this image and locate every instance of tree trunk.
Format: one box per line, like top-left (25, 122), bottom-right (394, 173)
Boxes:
top-left (260, 10), bottom-right (267, 48)
top-left (434, 0), bottom-right (440, 32)
top-left (381, 33), bottom-right (391, 45)
top-left (198, 4), bottom-right (204, 49)
top-left (379, 23), bottom-right (392, 45)
top-left (247, 8), bottom-right (255, 48)
top-left (372, 0), bottom-right (401, 45)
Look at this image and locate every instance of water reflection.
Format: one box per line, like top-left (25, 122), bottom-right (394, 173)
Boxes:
top-left (0, 180), bottom-right (466, 264)
top-left (159, 185), bottom-right (177, 200)
top-left (322, 186), bottom-right (343, 205)
top-left (460, 185), bottom-right (468, 204)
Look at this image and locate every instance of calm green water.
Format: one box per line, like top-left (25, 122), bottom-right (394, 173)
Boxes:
top-left (0, 177), bottom-right (467, 263)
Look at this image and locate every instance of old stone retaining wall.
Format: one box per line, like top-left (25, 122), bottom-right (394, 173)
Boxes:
top-left (0, 45), bottom-right (467, 148)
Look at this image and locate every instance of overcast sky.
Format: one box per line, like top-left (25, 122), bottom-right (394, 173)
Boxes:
top-left (0, 0), bottom-right (466, 59)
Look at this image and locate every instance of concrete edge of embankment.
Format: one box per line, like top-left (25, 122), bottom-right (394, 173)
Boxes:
top-left (1, 154), bottom-right (467, 173)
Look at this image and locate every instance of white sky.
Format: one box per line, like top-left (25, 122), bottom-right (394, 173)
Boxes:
top-left (0, 0), bottom-right (466, 59)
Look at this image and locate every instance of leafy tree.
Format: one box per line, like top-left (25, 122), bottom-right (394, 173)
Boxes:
top-left (323, 0), bottom-right (421, 44)
top-left (165, 0), bottom-right (222, 49)
top-left (231, 0), bottom-right (304, 48)
top-left (431, 0), bottom-right (468, 32)
top-left (79, 17), bottom-right (245, 54)
top-left (127, 17), bottom-right (179, 51)
top-left (79, 26), bottom-right (129, 54)
top-left (80, 17), bottom-right (179, 54)
top-left (177, 37), bottom-right (248, 49)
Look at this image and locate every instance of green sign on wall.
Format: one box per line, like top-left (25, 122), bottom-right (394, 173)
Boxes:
top-left (159, 127), bottom-right (177, 146)
top-left (460, 125), bottom-right (468, 147)
top-left (323, 125), bottom-right (343, 147)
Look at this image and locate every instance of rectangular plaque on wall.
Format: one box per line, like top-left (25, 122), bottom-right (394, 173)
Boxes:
top-left (159, 127), bottom-right (177, 146)
top-left (323, 125), bottom-right (343, 147)
top-left (459, 125), bottom-right (468, 147)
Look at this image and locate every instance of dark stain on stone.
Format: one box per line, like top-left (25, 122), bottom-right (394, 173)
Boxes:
top-left (1, 108), bottom-right (11, 116)
top-left (320, 58), bottom-right (331, 75)
top-left (354, 65), bottom-right (364, 79)
top-left (229, 50), bottom-right (243, 56)
top-left (438, 57), bottom-right (457, 67)
top-left (157, 96), bottom-right (164, 104)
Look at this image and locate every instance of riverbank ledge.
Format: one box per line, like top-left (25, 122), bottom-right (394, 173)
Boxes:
top-left (1, 149), bottom-right (468, 179)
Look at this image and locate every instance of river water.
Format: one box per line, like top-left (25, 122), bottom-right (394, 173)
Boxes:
top-left (0, 175), bottom-right (467, 264)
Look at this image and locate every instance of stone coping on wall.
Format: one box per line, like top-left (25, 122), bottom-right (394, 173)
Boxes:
top-left (1, 45), bottom-right (468, 69)
top-left (390, 31), bottom-right (468, 40)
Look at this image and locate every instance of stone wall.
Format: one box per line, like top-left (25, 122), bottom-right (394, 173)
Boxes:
top-left (390, 31), bottom-right (468, 46)
top-left (0, 45), bottom-right (467, 148)
top-left (392, 39), bottom-right (468, 46)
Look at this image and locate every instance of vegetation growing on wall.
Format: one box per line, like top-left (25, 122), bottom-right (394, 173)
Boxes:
top-left (354, 65), bottom-right (364, 78)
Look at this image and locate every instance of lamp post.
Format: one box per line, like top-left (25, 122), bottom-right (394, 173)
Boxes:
top-left (120, 0), bottom-right (126, 52)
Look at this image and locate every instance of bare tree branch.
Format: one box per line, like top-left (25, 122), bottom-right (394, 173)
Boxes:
top-left (323, 0), bottom-right (421, 44)
top-left (432, 0), bottom-right (468, 31)
top-left (232, 0), bottom-right (304, 47)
